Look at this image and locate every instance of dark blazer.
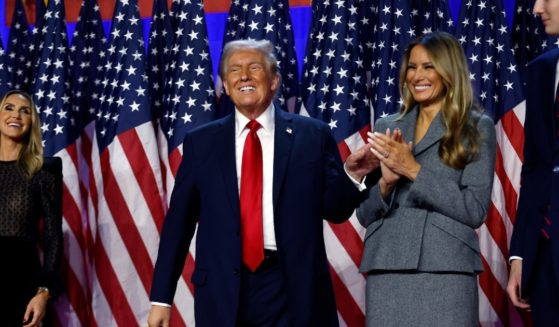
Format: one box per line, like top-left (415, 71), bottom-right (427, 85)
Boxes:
top-left (510, 48), bottom-right (559, 292)
top-left (150, 108), bottom-right (366, 327)
top-left (358, 108), bottom-right (496, 274)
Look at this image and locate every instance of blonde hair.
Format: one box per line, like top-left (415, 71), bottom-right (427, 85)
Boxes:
top-left (399, 31), bottom-right (480, 169)
top-left (0, 90), bottom-right (43, 178)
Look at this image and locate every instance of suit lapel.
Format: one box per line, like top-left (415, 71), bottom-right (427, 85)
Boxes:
top-left (394, 106), bottom-right (445, 157)
top-left (216, 114), bottom-right (241, 216)
top-left (413, 110), bottom-right (445, 156)
top-left (273, 109), bottom-right (295, 207)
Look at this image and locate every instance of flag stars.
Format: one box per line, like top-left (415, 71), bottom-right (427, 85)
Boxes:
top-left (47, 91), bottom-right (57, 101)
top-left (504, 81), bottom-right (514, 91)
top-left (130, 101), bottom-right (140, 111)
top-left (186, 97), bottom-right (196, 107)
top-left (182, 112), bottom-right (192, 124)
top-left (469, 54), bottom-right (479, 63)
top-left (202, 101), bottom-right (212, 111)
top-left (252, 4), bottom-right (263, 14)
top-left (54, 124), bottom-right (63, 135)
top-left (331, 102), bottom-right (341, 112)
top-left (136, 86), bottom-right (146, 96)
top-left (126, 66), bottom-right (137, 75)
top-left (188, 30), bottom-right (198, 40)
top-left (507, 63), bottom-right (517, 73)
top-left (249, 20), bottom-right (259, 31)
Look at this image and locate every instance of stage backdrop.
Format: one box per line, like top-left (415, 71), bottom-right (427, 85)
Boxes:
top-left (1, 0), bottom-right (516, 79)
top-left (0, 1), bottom-right (543, 327)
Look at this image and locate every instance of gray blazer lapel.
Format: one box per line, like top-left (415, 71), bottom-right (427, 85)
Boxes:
top-left (273, 109), bottom-right (295, 207)
top-left (413, 111), bottom-right (445, 156)
top-left (216, 114), bottom-right (241, 216)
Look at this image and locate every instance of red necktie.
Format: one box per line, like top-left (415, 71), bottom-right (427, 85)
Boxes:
top-left (240, 120), bottom-right (264, 271)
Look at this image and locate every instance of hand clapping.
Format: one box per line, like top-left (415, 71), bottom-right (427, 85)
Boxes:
top-left (368, 128), bottom-right (421, 185)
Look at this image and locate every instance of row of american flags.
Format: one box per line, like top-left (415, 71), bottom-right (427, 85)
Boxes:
top-left (0, 0), bottom-right (555, 325)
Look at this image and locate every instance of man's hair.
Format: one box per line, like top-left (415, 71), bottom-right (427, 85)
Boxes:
top-left (219, 39), bottom-right (279, 79)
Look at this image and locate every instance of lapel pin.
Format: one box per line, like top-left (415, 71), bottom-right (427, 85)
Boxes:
top-left (286, 127), bottom-right (292, 134)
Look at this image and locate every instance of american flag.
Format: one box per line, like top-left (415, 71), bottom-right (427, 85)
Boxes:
top-left (455, 0), bottom-right (526, 325)
top-left (357, 0), bottom-right (377, 74)
top-left (147, 0), bottom-right (172, 119)
top-left (160, 0), bottom-right (216, 172)
top-left (59, 0), bottom-right (107, 325)
top-left (411, 0), bottom-right (454, 34)
top-left (299, 0), bottom-right (371, 325)
top-left (6, 0), bottom-right (33, 91)
top-left (220, 0), bottom-right (299, 113)
top-left (512, 0), bottom-right (559, 79)
top-left (30, 0), bottom-right (91, 325)
top-left (152, 0), bottom-right (217, 324)
top-left (89, 0), bottom-right (165, 324)
top-left (30, 0), bottom-right (48, 81)
top-left (69, 0), bottom-right (107, 130)
top-left (370, 0), bottom-right (415, 120)
top-left (32, 0), bottom-right (77, 156)
top-left (0, 36), bottom-right (8, 96)
top-left (36, 0), bottom-right (47, 29)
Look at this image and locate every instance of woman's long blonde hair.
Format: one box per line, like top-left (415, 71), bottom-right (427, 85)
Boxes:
top-left (399, 31), bottom-right (480, 169)
top-left (0, 90), bottom-right (43, 178)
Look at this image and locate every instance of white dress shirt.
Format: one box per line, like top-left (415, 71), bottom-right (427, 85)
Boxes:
top-left (235, 104), bottom-right (277, 250)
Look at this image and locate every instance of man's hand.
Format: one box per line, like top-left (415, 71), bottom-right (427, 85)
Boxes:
top-left (147, 305), bottom-right (172, 327)
top-left (506, 259), bottom-right (531, 310)
top-left (345, 143), bottom-right (380, 182)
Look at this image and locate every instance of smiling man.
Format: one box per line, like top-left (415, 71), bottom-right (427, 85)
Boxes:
top-left (147, 39), bottom-right (379, 327)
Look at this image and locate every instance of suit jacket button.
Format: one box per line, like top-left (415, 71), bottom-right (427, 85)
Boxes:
top-left (553, 166), bottom-right (559, 173)
top-left (233, 268), bottom-right (239, 275)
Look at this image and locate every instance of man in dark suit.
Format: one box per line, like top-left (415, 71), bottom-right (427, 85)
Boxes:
top-left (507, 1), bottom-right (559, 325)
top-left (147, 39), bottom-right (378, 327)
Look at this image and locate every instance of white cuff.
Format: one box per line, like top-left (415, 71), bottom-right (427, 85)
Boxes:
top-left (151, 301), bottom-right (172, 308)
top-left (344, 164), bottom-right (367, 191)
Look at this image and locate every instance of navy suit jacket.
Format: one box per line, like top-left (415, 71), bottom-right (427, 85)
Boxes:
top-left (150, 108), bottom-right (367, 326)
top-left (510, 48), bottom-right (559, 292)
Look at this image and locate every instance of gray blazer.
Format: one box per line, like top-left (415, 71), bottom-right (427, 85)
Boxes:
top-left (357, 107), bottom-right (496, 274)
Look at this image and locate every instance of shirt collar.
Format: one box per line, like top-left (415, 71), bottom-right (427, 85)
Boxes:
top-left (235, 103), bottom-right (275, 137)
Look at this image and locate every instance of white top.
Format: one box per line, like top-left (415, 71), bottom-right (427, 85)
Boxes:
top-left (235, 104), bottom-right (277, 250)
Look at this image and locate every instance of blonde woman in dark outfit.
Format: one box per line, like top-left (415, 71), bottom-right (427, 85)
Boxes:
top-left (0, 90), bottom-right (62, 327)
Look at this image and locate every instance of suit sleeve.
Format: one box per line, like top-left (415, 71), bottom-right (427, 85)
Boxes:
top-left (150, 134), bottom-right (200, 304)
top-left (509, 59), bottom-right (549, 257)
top-left (321, 124), bottom-right (370, 223)
top-left (406, 115), bottom-right (497, 228)
top-left (356, 117), bottom-right (394, 228)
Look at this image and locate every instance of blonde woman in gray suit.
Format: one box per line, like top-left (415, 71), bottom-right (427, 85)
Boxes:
top-left (357, 31), bottom-right (496, 326)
